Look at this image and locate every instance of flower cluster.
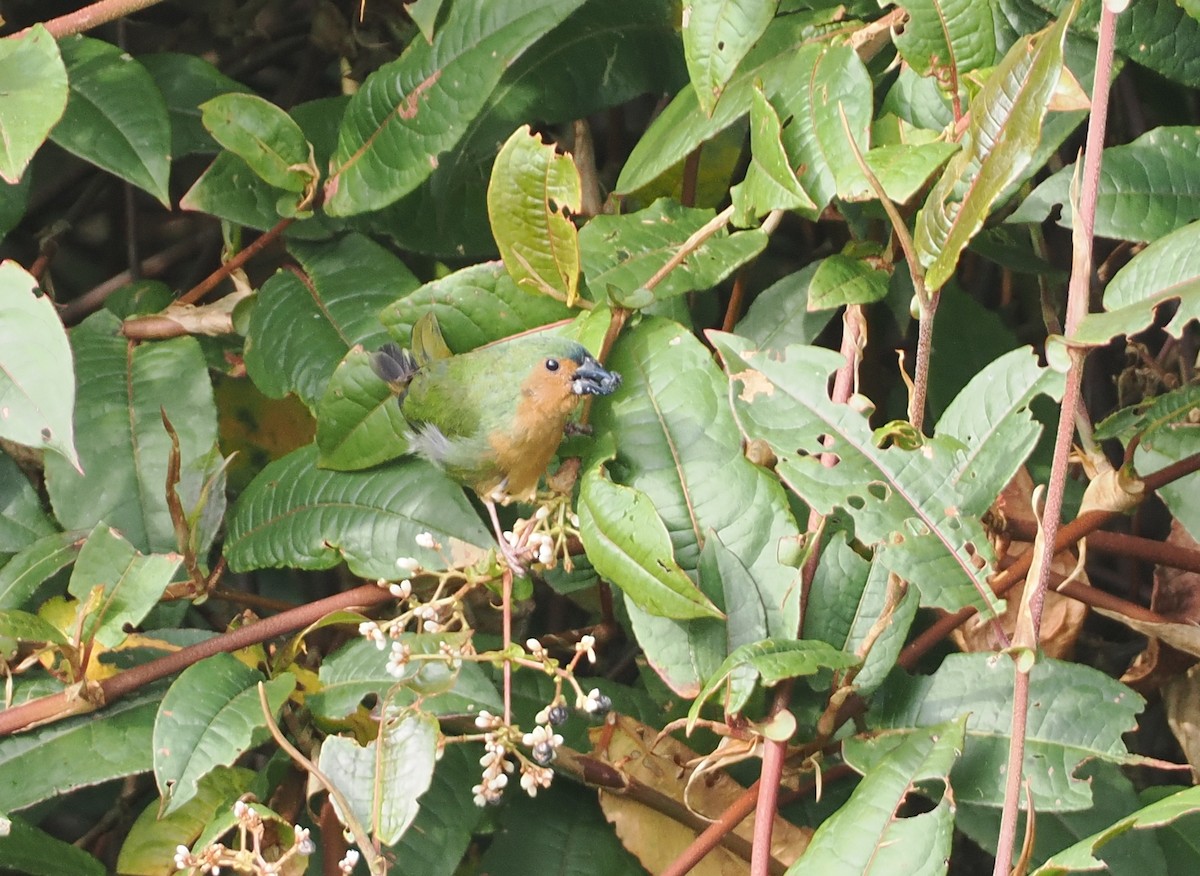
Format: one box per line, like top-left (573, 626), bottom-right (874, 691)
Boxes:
top-left (472, 735), bottom-right (513, 806)
top-left (172, 798), bottom-right (313, 875)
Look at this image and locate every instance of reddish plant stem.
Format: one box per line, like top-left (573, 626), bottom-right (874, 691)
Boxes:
top-left (176, 218), bottom-right (294, 307)
top-left (992, 9), bottom-right (1120, 872)
top-left (1005, 524), bottom-right (1200, 576)
top-left (0, 583), bottom-right (393, 737)
top-left (660, 781), bottom-right (762, 876)
top-left (900, 454), bottom-right (1200, 668)
top-left (18, 0), bottom-right (166, 37)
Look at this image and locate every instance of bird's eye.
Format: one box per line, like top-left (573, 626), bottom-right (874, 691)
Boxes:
top-left (545, 358), bottom-right (559, 372)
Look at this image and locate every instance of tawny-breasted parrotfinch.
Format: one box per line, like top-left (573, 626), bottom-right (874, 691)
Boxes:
top-left (372, 315), bottom-right (621, 571)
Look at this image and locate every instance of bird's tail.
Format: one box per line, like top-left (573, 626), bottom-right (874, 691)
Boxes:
top-left (371, 343), bottom-right (420, 396)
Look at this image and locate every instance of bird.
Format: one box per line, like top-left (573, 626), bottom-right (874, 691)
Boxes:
top-left (372, 313), bottom-right (621, 574)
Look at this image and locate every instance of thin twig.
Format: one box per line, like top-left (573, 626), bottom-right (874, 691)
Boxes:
top-left (176, 218), bottom-right (294, 306)
top-left (25, 0), bottom-right (167, 37)
top-left (644, 205), bottom-right (736, 293)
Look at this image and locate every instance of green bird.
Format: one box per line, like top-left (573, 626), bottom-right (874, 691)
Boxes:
top-left (373, 314), bottom-right (621, 571)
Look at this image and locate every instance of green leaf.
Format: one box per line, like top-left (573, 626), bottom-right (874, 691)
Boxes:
top-left (895, 0), bottom-right (996, 80)
top-left (318, 711), bottom-right (438, 845)
top-left (616, 10), bottom-right (836, 194)
top-left (841, 142), bottom-right (959, 204)
top-left (309, 633), bottom-right (502, 720)
top-left (179, 150), bottom-right (289, 230)
top-left (710, 331), bottom-right (1002, 616)
top-left (1032, 786), bottom-right (1200, 875)
top-left (1009, 127), bottom-right (1200, 244)
top-left (774, 42), bottom-right (873, 210)
top-left (200, 93), bottom-right (314, 192)
top-left (0, 454), bottom-right (55, 555)
top-left (224, 444), bottom-right (491, 579)
top-left (389, 744), bottom-right (486, 876)
top-left (807, 253), bottom-right (891, 310)
top-left (683, 0), bottom-right (778, 115)
top-left (118, 766), bottom-right (258, 876)
top-left (734, 262), bottom-right (838, 352)
top-left (934, 346), bottom-right (1064, 514)
top-left (153, 653), bottom-right (295, 815)
top-left (0, 530), bottom-right (86, 611)
top-left (479, 781), bottom-right (646, 875)
top-left (0, 609), bottom-right (69, 652)
top-left (580, 199), bottom-right (767, 304)
top-left (0, 26), bottom-right (68, 183)
top-left (487, 125), bottom-right (582, 304)
top-left (51, 36), bottom-right (170, 206)
top-left (688, 638), bottom-right (858, 729)
top-left (140, 53), bottom-right (252, 157)
top-left (324, 0), bottom-right (586, 216)
top-left (244, 233), bottom-right (418, 407)
top-left (379, 261), bottom-right (573, 348)
top-left (914, 2), bottom-right (1076, 292)
top-left (316, 348), bottom-right (410, 470)
top-left (863, 653), bottom-right (1144, 811)
top-left (730, 83), bottom-right (819, 224)
top-left (44, 310), bottom-right (220, 555)
top-left (1094, 384), bottom-right (1200, 459)
top-left (0, 261), bottom-right (79, 468)
top-left (579, 464), bottom-right (724, 621)
top-left (0, 815), bottom-right (104, 876)
top-left (1072, 218), bottom-right (1200, 345)
top-left (0, 683), bottom-right (161, 812)
top-left (369, 0), bottom-right (686, 258)
top-left (589, 319), bottom-right (801, 695)
top-left (791, 718), bottom-right (965, 876)
top-left (67, 524), bottom-right (181, 649)
top-left (803, 534), bottom-right (919, 696)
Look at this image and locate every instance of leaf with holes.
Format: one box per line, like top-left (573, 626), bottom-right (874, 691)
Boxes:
top-left (682, 0), bottom-right (778, 116)
top-left (710, 331), bottom-right (1002, 617)
top-left (487, 126), bottom-right (582, 305)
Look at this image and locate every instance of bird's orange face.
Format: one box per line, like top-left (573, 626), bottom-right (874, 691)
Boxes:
top-left (486, 351), bottom-right (620, 499)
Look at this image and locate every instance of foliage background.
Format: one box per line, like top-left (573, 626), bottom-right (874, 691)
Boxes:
top-left (2, 0), bottom-right (1200, 874)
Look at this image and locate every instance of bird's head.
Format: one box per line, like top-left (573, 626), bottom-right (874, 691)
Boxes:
top-left (506, 336), bottom-right (622, 421)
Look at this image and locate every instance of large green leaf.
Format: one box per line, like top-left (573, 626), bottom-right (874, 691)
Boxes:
top-left (51, 36), bottom-right (170, 206)
top-left (44, 311), bottom-right (220, 556)
top-left (387, 745), bottom-right (485, 876)
top-left (0, 683), bottom-right (162, 812)
top-left (895, 0), bottom-right (996, 81)
top-left (154, 654), bottom-right (295, 815)
top-left (580, 199), bottom-right (767, 305)
top-left (710, 331), bottom-right (1001, 616)
top-left (791, 717), bottom-right (965, 876)
top-left (224, 444), bottom-right (491, 579)
top-left (1072, 219), bottom-right (1200, 345)
top-left (309, 633), bottom-right (502, 720)
top-left (1008, 127), bottom-right (1200, 244)
top-left (0, 26), bottom-right (68, 184)
top-left (369, 0), bottom-right (686, 258)
top-left (733, 262), bottom-right (837, 351)
top-left (774, 42), bottom-right (873, 211)
top-left (487, 125), bottom-right (581, 303)
top-left (318, 711), bottom-right (438, 845)
top-left (682, 0), bottom-right (778, 115)
top-left (914, 2), bottom-right (1076, 293)
top-left (378, 261), bottom-right (573, 349)
top-left (861, 653), bottom-right (1144, 811)
top-left (244, 233), bottom-right (418, 407)
top-left (616, 10), bottom-right (838, 194)
top-left (579, 464), bottom-right (724, 621)
top-left (0, 261), bottom-right (78, 468)
top-left (200, 93), bottom-right (314, 193)
top-left (730, 83), bottom-right (819, 224)
top-left (324, 0), bottom-right (586, 216)
top-left (588, 319), bottom-right (801, 695)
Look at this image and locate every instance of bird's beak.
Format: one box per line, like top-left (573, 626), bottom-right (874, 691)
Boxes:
top-left (572, 356), bottom-right (622, 397)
